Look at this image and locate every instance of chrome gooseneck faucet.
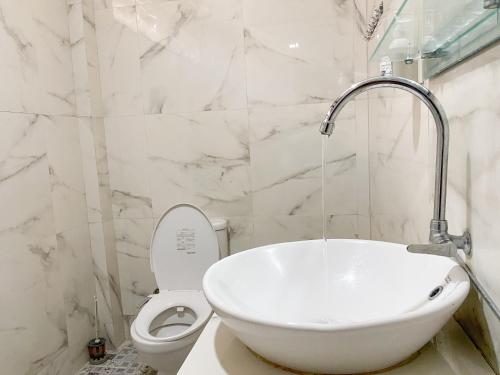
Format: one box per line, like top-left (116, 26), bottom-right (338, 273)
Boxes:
top-left (319, 76), bottom-right (472, 258)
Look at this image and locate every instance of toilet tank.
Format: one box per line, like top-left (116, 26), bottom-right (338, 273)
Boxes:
top-left (210, 218), bottom-right (229, 259)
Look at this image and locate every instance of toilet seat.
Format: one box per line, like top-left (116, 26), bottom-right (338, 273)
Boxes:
top-left (134, 290), bottom-right (212, 343)
top-left (131, 205), bottom-right (223, 373)
top-left (133, 205), bottom-right (218, 345)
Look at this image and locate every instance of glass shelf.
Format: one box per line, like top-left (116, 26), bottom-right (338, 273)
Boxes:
top-left (369, 0), bottom-right (500, 79)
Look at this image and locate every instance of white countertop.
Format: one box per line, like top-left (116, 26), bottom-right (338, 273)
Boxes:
top-left (179, 316), bottom-right (494, 375)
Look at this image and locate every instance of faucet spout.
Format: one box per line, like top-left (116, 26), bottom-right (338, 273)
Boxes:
top-left (320, 76), bottom-right (471, 256)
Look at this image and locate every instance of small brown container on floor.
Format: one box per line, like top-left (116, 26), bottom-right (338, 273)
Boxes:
top-left (87, 337), bottom-right (107, 365)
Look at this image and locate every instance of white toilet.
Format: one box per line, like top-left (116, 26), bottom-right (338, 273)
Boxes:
top-left (130, 204), bottom-right (228, 374)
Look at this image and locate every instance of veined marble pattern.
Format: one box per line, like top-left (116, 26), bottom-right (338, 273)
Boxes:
top-left (243, 0), bottom-right (351, 27)
top-left (69, 0), bottom-right (104, 117)
top-left (105, 115), bottom-right (153, 219)
top-left (0, 0), bottom-right (126, 372)
top-left (114, 218), bottom-right (155, 316)
top-left (429, 43), bottom-right (500, 372)
top-left (145, 110), bottom-right (251, 218)
top-left (94, 0), bottom-right (137, 11)
top-left (250, 103), bottom-right (358, 217)
top-left (57, 226), bottom-right (97, 371)
top-left (79, 117), bottom-right (104, 223)
top-left (367, 89), bottom-right (433, 244)
top-left (90, 220), bottom-right (127, 349)
top-left (224, 215), bottom-right (253, 253)
top-left (0, 113), bottom-right (65, 374)
top-left (95, 6), bottom-right (143, 115)
top-left (244, 5), bottom-right (353, 108)
top-left (0, 111), bottom-right (98, 374)
top-left (253, 214), bottom-right (366, 248)
top-left (46, 115), bottom-right (89, 233)
top-left (0, 0), bottom-right (75, 115)
top-left (137, 0), bottom-right (246, 114)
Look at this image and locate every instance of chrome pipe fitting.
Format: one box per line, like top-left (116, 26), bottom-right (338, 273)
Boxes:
top-left (319, 76), bottom-right (472, 257)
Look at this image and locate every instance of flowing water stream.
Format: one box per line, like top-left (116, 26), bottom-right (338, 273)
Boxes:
top-left (321, 135), bottom-right (330, 323)
top-left (321, 135), bottom-right (328, 246)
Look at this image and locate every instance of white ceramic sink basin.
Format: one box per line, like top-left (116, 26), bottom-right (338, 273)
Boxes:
top-left (202, 239), bottom-right (470, 374)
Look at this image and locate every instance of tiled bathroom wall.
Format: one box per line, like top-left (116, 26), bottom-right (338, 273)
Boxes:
top-left (430, 47), bottom-right (500, 372)
top-left (92, 0), bottom-right (372, 317)
top-left (366, 0), bottom-right (500, 371)
top-left (0, 0), bottom-right (97, 373)
top-left (67, 0), bottom-right (128, 350)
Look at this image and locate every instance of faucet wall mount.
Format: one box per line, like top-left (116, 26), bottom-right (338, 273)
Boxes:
top-left (319, 76), bottom-right (472, 257)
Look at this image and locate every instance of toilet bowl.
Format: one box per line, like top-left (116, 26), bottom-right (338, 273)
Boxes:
top-left (130, 204), bottom-right (227, 375)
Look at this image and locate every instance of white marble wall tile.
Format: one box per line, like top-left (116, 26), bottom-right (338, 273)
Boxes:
top-left (244, 9), bottom-right (353, 108)
top-left (0, 113), bottom-right (54, 235)
top-left (0, 112), bottom-right (66, 373)
top-left (89, 222), bottom-right (114, 342)
top-left (138, 0), bottom-right (241, 20)
top-left (370, 213), bottom-right (429, 245)
top-left (352, 0), bottom-right (370, 229)
top-left (68, 1), bottom-right (91, 116)
top-left (92, 117), bottom-right (115, 222)
top-left (243, 0), bottom-right (351, 28)
top-left (0, 237), bottom-right (69, 374)
top-left (88, 212), bottom-right (126, 349)
top-left (226, 216), bottom-right (253, 253)
top-left (357, 214), bottom-right (371, 239)
top-left (369, 91), bottom-right (429, 160)
top-left (78, 117), bottom-right (102, 222)
top-left (32, 0), bottom-right (76, 115)
top-left (45, 115), bottom-right (89, 233)
top-left (249, 103), bottom-right (357, 217)
top-left (428, 45), bottom-right (500, 370)
top-left (369, 152), bottom-right (431, 237)
top-left (0, 1), bottom-right (43, 113)
top-left (105, 115), bottom-right (153, 218)
top-left (0, 0), bottom-right (75, 115)
top-left (353, 0), bottom-right (368, 83)
top-left (89, 220), bottom-right (126, 349)
top-left (82, 4), bottom-right (106, 117)
top-left (355, 98), bottom-right (370, 219)
top-left (252, 214), bottom-right (361, 247)
top-left (57, 225), bottom-right (96, 374)
top-left (114, 218), bottom-right (155, 315)
top-left (95, 6), bottom-right (143, 115)
top-left (94, 0), bottom-right (136, 10)
top-left (144, 110), bottom-right (251, 218)
top-left (68, 0), bottom-right (105, 116)
top-left (0, 113), bottom-right (56, 237)
top-left (78, 116), bottom-right (114, 223)
top-left (367, 88), bottom-right (433, 245)
top-left (137, 1), bottom-right (246, 113)
top-left (101, 219), bottom-right (127, 347)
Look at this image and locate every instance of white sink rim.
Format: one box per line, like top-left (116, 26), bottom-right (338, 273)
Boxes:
top-left (203, 239), bottom-right (469, 333)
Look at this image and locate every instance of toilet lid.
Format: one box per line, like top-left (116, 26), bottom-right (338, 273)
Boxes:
top-left (150, 204), bottom-right (220, 291)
